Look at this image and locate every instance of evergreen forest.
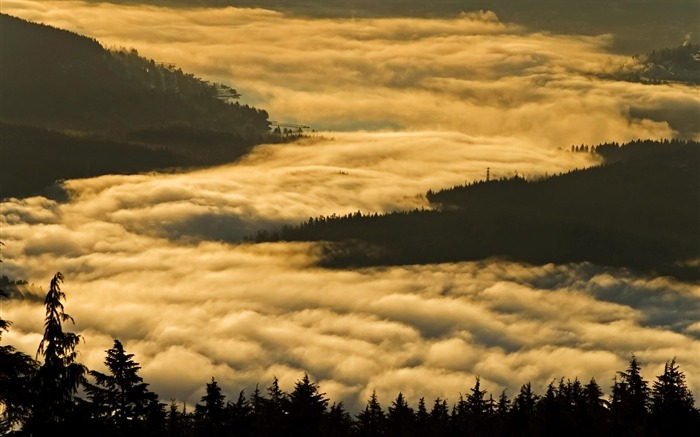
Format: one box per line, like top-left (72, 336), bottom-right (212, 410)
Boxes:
top-left (0, 14), bottom-right (271, 199)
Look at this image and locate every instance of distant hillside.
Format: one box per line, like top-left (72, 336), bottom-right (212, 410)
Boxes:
top-left (0, 123), bottom-right (190, 199)
top-left (257, 140), bottom-right (700, 281)
top-left (0, 14), bottom-right (270, 199)
top-left (613, 44), bottom-right (700, 85)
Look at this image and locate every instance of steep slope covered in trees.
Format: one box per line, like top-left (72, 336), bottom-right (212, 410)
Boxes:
top-left (258, 140), bottom-right (700, 281)
top-left (0, 14), bottom-right (270, 199)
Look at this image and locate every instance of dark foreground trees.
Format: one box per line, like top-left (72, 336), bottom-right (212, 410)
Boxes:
top-left (0, 308), bottom-right (38, 432)
top-left (1, 273), bottom-right (698, 436)
top-left (161, 360), bottom-right (699, 437)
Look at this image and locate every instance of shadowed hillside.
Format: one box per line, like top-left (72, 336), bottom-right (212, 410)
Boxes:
top-left (0, 14), bottom-right (270, 199)
top-left (258, 140), bottom-right (700, 281)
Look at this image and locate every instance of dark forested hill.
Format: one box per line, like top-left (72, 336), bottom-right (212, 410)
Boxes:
top-left (259, 140), bottom-right (700, 281)
top-left (0, 13), bottom-right (270, 199)
top-left (610, 44), bottom-right (700, 86)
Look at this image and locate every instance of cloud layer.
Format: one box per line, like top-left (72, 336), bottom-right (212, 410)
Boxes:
top-left (1, 1), bottom-right (699, 411)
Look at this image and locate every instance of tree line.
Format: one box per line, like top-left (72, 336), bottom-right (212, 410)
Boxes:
top-left (1, 273), bottom-right (698, 436)
top-left (256, 140), bottom-right (699, 281)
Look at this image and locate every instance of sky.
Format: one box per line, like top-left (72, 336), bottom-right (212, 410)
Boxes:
top-left (1, 0), bottom-right (699, 411)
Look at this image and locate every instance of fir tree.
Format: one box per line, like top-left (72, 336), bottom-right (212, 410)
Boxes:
top-left (288, 373), bottom-right (329, 437)
top-left (493, 389), bottom-right (512, 435)
top-left (511, 382), bottom-right (539, 436)
top-left (465, 376), bottom-right (491, 435)
top-left (581, 377), bottom-right (609, 436)
top-left (226, 390), bottom-right (252, 437)
top-left (356, 390), bottom-right (386, 437)
top-left (261, 376), bottom-right (288, 436)
top-left (429, 397), bottom-right (450, 436)
top-left (0, 314), bottom-right (38, 432)
top-left (84, 339), bottom-right (164, 435)
top-left (611, 354), bottom-right (649, 436)
top-left (650, 358), bottom-right (700, 435)
top-left (386, 392), bottom-right (414, 437)
top-left (414, 397), bottom-right (429, 436)
top-left (323, 402), bottom-right (354, 437)
top-left (194, 377), bottom-right (226, 437)
top-left (25, 272), bottom-right (87, 434)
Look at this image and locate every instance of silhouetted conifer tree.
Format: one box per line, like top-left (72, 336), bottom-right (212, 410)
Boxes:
top-left (465, 377), bottom-right (491, 435)
top-left (538, 380), bottom-right (568, 437)
top-left (581, 378), bottom-right (610, 436)
top-left (414, 397), bottom-right (429, 435)
top-left (166, 400), bottom-right (193, 437)
top-left (84, 339), bottom-right (164, 435)
top-left (260, 377), bottom-right (289, 436)
top-left (226, 390), bottom-right (252, 437)
top-left (649, 358), bottom-right (700, 435)
top-left (611, 355), bottom-right (649, 436)
top-left (323, 402), bottom-right (354, 437)
top-left (195, 378), bottom-right (227, 437)
top-left (25, 272), bottom-right (87, 434)
top-left (451, 393), bottom-right (468, 434)
top-left (493, 389), bottom-right (512, 435)
top-left (246, 384), bottom-right (266, 435)
top-left (356, 390), bottom-right (386, 437)
top-left (0, 313), bottom-right (38, 432)
top-left (426, 397), bottom-right (449, 436)
top-left (386, 392), bottom-right (414, 437)
top-left (510, 382), bottom-right (539, 436)
top-left (288, 373), bottom-right (329, 437)
top-left (0, 243), bottom-right (38, 431)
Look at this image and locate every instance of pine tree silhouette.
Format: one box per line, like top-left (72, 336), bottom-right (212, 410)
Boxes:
top-left (288, 373), bottom-right (329, 437)
top-left (25, 272), bottom-right (87, 434)
top-left (356, 390), bottom-right (386, 437)
top-left (84, 339), bottom-right (164, 435)
top-left (195, 377), bottom-right (226, 437)
top-left (650, 358), bottom-right (700, 434)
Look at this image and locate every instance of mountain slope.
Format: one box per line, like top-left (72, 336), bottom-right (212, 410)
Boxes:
top-left (0, 14), bottom-right (270, 199)
top-left (258, 140), bottom-right (700, 281)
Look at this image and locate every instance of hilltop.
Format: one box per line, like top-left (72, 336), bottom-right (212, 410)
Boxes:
top-left (257, 140), bottom-right (700, 281)
top-left (0, 14), bottom-right (270, 199)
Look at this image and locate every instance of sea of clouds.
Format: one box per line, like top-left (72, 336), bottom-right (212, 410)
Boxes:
top-left (1, 1), bottom-right (699, 410)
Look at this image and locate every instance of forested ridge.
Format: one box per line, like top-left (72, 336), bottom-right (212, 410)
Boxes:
top-left (0, 14), bottom-right (271, 199)
top-left (611, 43), bottom-right (700, 85)
top-left (257, 140), bottom-right (700, 281)
top-left (1, 273), bottom-right (698, 436)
